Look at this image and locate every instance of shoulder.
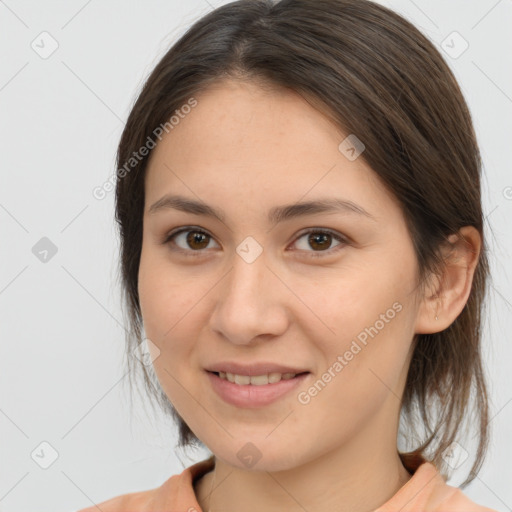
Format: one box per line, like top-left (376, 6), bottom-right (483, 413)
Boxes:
top-left (377, 461), bottom-right (498, 512)
top-left (74, 456), bottom-right (215, 512)
top-left (414, 465), bottom-right (500, 512)
top-left (421, 465), bottom-right (498, 512)
top-left (436, 486), bottom-right (499, 512)
top-left (75, 488), bottom-right (157, 512)
top-left (74, 473), bottom-right (186, 512)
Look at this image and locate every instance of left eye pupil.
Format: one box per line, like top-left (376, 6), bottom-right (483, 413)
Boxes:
top-left (187, 231), bottom-right (209, 250)
top-left (309, 233), bottom-right (331, 251)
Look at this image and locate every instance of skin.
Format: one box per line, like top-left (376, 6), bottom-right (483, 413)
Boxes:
top-left (138, 78), bottom-right (481, 512)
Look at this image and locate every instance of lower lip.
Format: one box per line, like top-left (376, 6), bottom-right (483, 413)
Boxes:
top-left (206, 371), bottom-right (310, 408)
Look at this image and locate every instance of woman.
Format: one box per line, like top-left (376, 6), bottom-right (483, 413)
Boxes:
top-left (79, 0), bottom-right (498, 510)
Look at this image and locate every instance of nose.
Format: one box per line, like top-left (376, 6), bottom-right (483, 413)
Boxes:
top-left (208, 248), bottom-right (289, 345)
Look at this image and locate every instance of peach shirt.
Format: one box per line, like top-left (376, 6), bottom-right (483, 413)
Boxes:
top-left (77, 455), bottom-right (498, 512)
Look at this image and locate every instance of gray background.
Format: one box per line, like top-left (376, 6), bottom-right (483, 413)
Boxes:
top-left (0, 1), bottom-right (511, 511)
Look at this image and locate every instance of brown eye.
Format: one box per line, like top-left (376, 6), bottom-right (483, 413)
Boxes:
top-left (292, 229), bottom-right (347, 258)
top-left (307, 232), bottom-right (332, 251)
top-left (164, 227), bottom-right (219, 255)
top-left (185, 231), bottom-right (210, 250)
top-left (163, 226), bottom-right (347, 259)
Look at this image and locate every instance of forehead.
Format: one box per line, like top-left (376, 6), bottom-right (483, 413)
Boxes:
top-left (153, 80), bottom-right (342, 161)
top-left (144, 79), bottom-right (396, 219)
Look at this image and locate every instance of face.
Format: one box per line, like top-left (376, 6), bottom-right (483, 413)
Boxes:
top-left (138, 78), bottom-right (423, 472)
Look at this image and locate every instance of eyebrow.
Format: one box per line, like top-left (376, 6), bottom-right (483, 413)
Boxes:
top-left (147, 194), bottom-right (376, 224)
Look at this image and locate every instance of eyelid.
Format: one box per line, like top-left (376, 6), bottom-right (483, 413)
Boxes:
top-left (162, 226), bottom-right (219, 255)
top-left (162, 226), bottom-right (349, 257)
top-left (289, 227), bottom-right (348, 257)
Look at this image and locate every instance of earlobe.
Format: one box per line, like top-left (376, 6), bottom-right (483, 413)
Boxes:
top-left (414, 226), bottom-right (481, 334)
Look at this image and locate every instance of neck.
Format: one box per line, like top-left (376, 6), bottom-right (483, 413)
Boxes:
top-left (195, 434), bottom-right (412, 512)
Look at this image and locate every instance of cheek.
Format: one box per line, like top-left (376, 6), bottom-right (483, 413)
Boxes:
top-left (138, 251), bottom-right (193, 355)
top-left (296, 255), bottom-right (418, 401)
top-left (138, 256), bottom-right (199, 413)
top-left (294, 301), bottom-right (414, 443)
top-left (137, 248), bottom-right (220, 402)
top-left (292, 257), bottom-right (414, 347)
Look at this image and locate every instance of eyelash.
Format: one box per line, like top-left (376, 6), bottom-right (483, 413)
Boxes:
top-left (162, 226), bottom-right (349, 259)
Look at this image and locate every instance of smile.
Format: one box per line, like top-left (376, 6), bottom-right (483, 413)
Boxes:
top-left (215, 371), bottom-right (301, 385)
top-left (206, 370), bottom-right (310, 408)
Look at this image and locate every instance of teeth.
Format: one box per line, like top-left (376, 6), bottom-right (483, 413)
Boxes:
top-left (234, 374), bottom-right (251, 385)
top-left (268, 372), bottom-right (282, 384)
top-left (219, 371), bottom-right (298, 385)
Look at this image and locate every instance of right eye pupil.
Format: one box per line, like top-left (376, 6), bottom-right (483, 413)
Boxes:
top-left (187, 231), bottom-right (209, 250)
top-left (308, 233), bottom-right (331, 251)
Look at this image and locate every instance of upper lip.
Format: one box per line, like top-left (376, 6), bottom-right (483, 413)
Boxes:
top-left (205, 362), bottom-right (310, 376)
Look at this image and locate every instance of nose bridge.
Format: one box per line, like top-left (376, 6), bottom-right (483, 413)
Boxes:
top-left (224, 246), bottom-right (270, 317)
top-left (224, 234), bottom-right (269, 302)
top-left (210, 243), bottom-right (286, 344)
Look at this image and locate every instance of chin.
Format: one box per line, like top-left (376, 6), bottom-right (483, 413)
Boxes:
top-left (205, 436), bottom-right (312, 473)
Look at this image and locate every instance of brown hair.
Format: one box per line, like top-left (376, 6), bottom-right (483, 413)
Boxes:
top-left (115, 0), bottom-right (490, 486)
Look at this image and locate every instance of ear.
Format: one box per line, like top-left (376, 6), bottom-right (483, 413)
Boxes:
top-left (414, 226), bottom-right (481, 334)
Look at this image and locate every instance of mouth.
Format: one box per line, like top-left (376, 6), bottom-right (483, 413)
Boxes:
top-left (205, 369), bottom-right (311, 408)
top-left (207, 370), bottom-right (310, 386)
